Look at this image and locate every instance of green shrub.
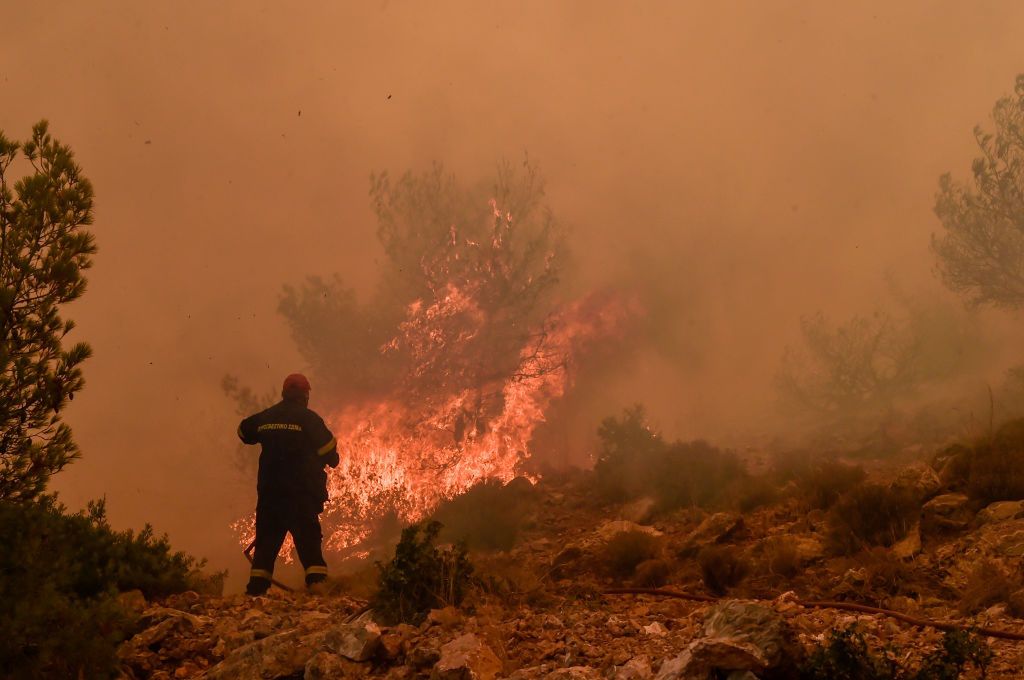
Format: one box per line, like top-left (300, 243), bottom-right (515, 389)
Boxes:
top-left (372, 521), bottom-right (473, 625)
top-left (800, 626), bottom-right (991, 680)
top-left (603, 530), bottom-right (660, 580)
top-left (825, 484), bottom-right (918, 555)
top-left (0, 496), bottom-right (198, 679)
top-left (432, 478), bottom-right (537, 551)
top-left (594, 406), bottom-right (742, 513)
top-left (697, 545), bottom-right (750, 595)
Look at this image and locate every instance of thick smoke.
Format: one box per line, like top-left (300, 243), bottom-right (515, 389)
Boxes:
top-left (4, 2), bottom-right (1024, 585)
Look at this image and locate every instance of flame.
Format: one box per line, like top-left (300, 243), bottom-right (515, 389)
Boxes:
top-left (233, 200), bottom-right (636, 560)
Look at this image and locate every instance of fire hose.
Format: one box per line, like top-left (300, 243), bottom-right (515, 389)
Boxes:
top-left (243, 540), bottom-right (294, 592)
top-left (604, 587), bottom-right (1024, 642)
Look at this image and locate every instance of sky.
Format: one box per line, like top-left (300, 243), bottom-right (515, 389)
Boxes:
top-left (3, 1), bottom-right (1024, 580)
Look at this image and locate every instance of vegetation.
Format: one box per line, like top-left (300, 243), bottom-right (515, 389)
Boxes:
top-left (934, 74), bottom-right (1024, 310)
top-left (935, 418), bottom-right (1024, 504)
top-left (0, 496), bottom-right (198, 678)
top-left (602, 530), bottom-right (660, 580)
top-left (796, 460), bottom-right (867, 510)
top-left (959, 560), bottom-right (1017, 616)
top-left (800, 626), bottom-right (991, 680)
top-left (0, 122), bottom-right (96, 502)
top-left (594, 405), bottom-right (743, 513)
top-left (431, 478), bottom-right (537, 551)
top-left (697, 545), bottom-right (750, 596)
top-left (825, 484), bottom-right (918, 555)
top-left (372, 520), bottom-right (473, 625)
top-left (760, 536), bottom-right (802, 580)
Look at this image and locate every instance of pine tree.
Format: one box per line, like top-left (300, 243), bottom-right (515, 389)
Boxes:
top-left (0, 121), bottom-right (96, 501)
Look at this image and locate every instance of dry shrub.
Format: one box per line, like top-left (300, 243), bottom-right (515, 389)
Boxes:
top-left (603, 530), bottom-right (660, 580)
top-left (698, 545), bottom-right (750, 595)
top-left (734, 475), bottom-right (780, 513)
top-left (935, 419), bottom-right (1024, 504)
top-left (762, 536), bottom-right (801, 579)
top-left (825, 484), bottom-right (918, 555)
top-left (959, 560), bottom-right (1016, 615)
top-left (473, 555), bottom-right (553, 607)
top-left (859, 547), bottom-right (917, 596)
top-left (799, 460), bottom-right (867, 510)
top-left (432, 478), bottom-right (537, 551)
top-left (633, 559), bottom-right (672, 587)
top-left (1007, 589), bottom-right (1024, 618)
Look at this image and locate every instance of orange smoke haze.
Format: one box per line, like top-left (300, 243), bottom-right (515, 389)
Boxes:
top-left (4, 2), bottom-right (1024, 584)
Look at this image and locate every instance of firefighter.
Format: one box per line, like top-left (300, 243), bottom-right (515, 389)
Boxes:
top-left (237, 373), bottom-right (340, 595)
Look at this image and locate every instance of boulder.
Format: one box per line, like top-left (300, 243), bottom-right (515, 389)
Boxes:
top-left (545, 668), bottom-right (603, 679)
top-left (889, 463), bottom-right (942, 501)
top-left (920, 493), bottom-right (972, 539)
top-left (999, 530), bottom-right (1024, 557)
top-left (431, 633), bottom-right (502, 680)
top-left (304, 651), bottom-right (359, 680)
top-left (976, 500), bottom-right (1024, 526)
top-left (324, 620), bottom-right (382, 662)
top-left (654, 601), bottom-right (800, 679)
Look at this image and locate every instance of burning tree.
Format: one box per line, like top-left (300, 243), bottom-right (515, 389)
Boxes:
top-left (232, 161), bottom-right (634, 556)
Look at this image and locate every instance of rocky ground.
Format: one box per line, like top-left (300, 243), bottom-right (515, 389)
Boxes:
top-left (118, 461), bottom-right (1024, 679)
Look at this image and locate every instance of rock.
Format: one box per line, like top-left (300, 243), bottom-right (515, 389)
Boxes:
top-left (655, 601), bottom-right (799, 679)
top-left (976, 500), bottom-right (1024, 526)
top-left (324, 620), bottom-right (382, 662)
top-left (999, 530), bottom-right (1024, 557)
top-left (379, 632), bottom-right (405, 662)
top-left (615, 656), bottom-right (653, 679)
top-left (921, 493), bottom-right (972, 539)
top-left (789, 535), bottom-right (825, 563)
top-left (678, 513), bottom-right (744, 556)
top-left (641, 622), bottom-right (667, 637)
top-left (432, 633), bottom-right (502, 680)
top-left (889, 463), bottom-right (942, 501)
top-left (891, 523), bottom-right (922, 559)
top-left (545, 667), bottom-right (602, 679)
top-left (597, 520), bottom-right (664, 542)
top-left (304, 651), bottom-right (351, 680)
top-left (408, 642), bottom-right (442, 670)
top-left (428, 606), bottom-right (463, 629)
top-left (206, 629), bottom-right (324, 679)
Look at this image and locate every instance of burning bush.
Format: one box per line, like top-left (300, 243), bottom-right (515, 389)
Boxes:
top-left (593, 406), bottom-right (743, 513)
top-left (431, 478), bottom-right (537, 551)
top-left (697, 545), bottom-right (750, 596)
top-left (0, 496), bottom-right (200, 678)
top-left (372, 521), bottom-right (473, 625)
top-left (825, 484), bottom-right (918, 555)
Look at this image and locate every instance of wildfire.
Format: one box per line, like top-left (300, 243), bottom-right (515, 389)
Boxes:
top-left (233, 199), bottom-right (636, 559)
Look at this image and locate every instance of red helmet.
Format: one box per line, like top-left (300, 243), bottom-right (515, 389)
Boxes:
top-left (282, 373), bottom-right (311, 392)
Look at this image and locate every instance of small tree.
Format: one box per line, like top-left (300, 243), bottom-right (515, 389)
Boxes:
top-left (933, 74), bottom-right (1024, 308)
top-left (0, 121), bottom-right (95, 501)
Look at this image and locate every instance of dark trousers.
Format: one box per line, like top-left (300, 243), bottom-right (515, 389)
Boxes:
top-left (247, 495), bottom-right (328, 593)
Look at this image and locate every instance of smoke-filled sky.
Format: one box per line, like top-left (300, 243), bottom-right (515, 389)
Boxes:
top-left (4, 1), bottom-right (1024, 575)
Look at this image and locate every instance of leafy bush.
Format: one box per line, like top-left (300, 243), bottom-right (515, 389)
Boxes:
top-left (603, 530), bottom-right (660, 580)
top-left (594, 406), bottom-right (742, 513)
top-left (372, 521), bottom-right (473, 625)
top-left (432, 478), bottom-right (537, 551)
top-left (0, 496), bottom-right (198, 679)
top-left (697, 545), bottom-right (750, 596)
top-left (825, 484), bottom-right (918, 555)
top-left (800, 625), bottom-right (991, 680)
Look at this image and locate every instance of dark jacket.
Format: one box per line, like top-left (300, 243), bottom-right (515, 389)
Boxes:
top-left (237, 400), bottom-right (339, 505)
